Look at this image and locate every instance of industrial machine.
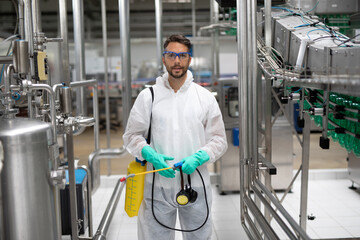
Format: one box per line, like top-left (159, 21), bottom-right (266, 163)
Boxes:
top-left (348, 152), bottom-right (360, 187)
top-left (217, 78), bottom-right (240, 193)
top-left (0, 118), bottom-right (58, 240)
top-left (230, 0), bottom-right (360, 239)
top-left (0, 0), bottom-right (131, 239)
top-left (217, 78), bottom-right (293, 193)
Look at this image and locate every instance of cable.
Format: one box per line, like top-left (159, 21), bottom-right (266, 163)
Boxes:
top-left (271, 6), bottom-right (294, 13)
top-left (306, 28), bottom-right (331, 40)
top-left (305, 0), bottom-right (319, 13)
top-left (151, 168), bottom-right (209, 232)
top-left (11, 0), bottom-right (19, 35)
top-left (337, 33), bottom-right (360, 47)
top-left (0, 45), bottom-right (13, 85)
top-left (0, 34), bottom-right (20, 43)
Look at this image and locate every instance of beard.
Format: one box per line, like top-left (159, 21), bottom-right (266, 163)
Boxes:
top-left (164, 61), bottom-right (189, 79)
top-left (168, 67), bottom-right (187, 79)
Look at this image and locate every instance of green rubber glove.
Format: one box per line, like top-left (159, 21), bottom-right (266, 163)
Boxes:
top-left (141, 146), bottom-right (175, 178)
top-left (181, 150), bottom-right (210, 175)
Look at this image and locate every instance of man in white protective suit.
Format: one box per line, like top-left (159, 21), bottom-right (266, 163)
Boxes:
top-left (123, 34), bottom-right (227, 240)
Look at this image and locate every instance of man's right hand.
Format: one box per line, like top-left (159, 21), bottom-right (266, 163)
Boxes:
top-left (141, 146), bottom-right (175, 178)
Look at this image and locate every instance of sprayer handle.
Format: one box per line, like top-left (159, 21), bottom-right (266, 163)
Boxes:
top-left (173, 162), bottom-right (183, 170)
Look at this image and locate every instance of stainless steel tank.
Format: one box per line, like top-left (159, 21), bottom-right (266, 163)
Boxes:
top-left (0, 118), bottom-right (57, 240)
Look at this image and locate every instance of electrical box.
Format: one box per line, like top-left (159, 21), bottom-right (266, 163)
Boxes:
top-left (34, 51), bottom-right (48, 81)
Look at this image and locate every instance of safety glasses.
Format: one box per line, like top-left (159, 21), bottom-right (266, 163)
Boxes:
top-left (163, 51), bottom-right (191, 61)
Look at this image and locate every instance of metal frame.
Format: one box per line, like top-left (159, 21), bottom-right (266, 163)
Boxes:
top-left (236, 0), bottom-right (360, 239)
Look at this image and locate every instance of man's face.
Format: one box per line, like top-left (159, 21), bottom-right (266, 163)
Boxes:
top-left (162, 42), bottom-right (191, 80)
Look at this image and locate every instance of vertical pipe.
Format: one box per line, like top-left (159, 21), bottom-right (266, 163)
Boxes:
top-left (237, 0), bottom-right (248, 226)
top-left (210, 0), bottom-right (214, 84)
top-left (18, 0), bottom-right (25, 39)
top-left (247, 0), bottom-right (253, 166)
top-left (264, 0), bottom-right (272, 48)
top-left (101, 0), bottom-right (111, 175)
top-left (59, 0), bottom-right (71, 86)
top-left (23, 0), bottom-right (34, 77)
top-left (264, 76), bottom-right (272, 220)
top-left (72, 0), bottom-right (87, 116)
top-left (322, 84), bottom-right (330, 140)
top-left (192, 0), bottom-right (196, 38)
top-left (78, 165), bottom-right (93, 237)
top-left (155, 0), bottom-right (163, 76)
top-left (119, 0), bottom-right (132, 129)
top-left (300, 113), bottom-right (310, 231)
top-left (31, 0), bottom-right (42, 34)
top-left (93, 85), bottom-right (100, 151)
top-left (250, 0), bottom-right (259, 201)
top-left (300, 88), bottom-right (304, 120)
top-left (66, 131), bottom-right (79, 240)
top-left (191, 0), bottom-right (196, 82)
top-left (251, 0), bottom-right (258, 179)
top-left (213, 1), bottom-right (220, 83)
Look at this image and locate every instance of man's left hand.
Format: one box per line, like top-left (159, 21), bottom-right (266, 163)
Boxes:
top-left (180, 150), bottom-right (210, 175)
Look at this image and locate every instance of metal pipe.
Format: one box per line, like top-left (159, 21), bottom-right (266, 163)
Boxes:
top-left (265, 0), bottom-right (272, 47)
top-left (31, 0), bottom-right (42, 34)
top-left (70, 79), bottom-right (97, 88)
top-left (264, 75), bottom-right (272, 222)
top-left (69, 79), bottom-right (99, 149)
top-left (88, 148), bottom-right (127, 193)
top-left (119, 0), bottom-right (132, 129)
top-left (300, 113), bottom-right (310, 231)
top-left (78, 165), bottom-right (93, 237)
top-left (93, 84), bottom-right (99, 150)
top-left (192, 0), bottom-right (196, 38)
top-left (4, 65), bottom-right (15, 95)
top-left (18, 0), bottom-right (25, 39)
top-left (155, 0), bottom-right (163, 76)
top-left (252, 186), bottom-right (298, 239)
top-left (59, 0), bottom-right (71, 86)
top-left (214, 1), bottom-right (220, 84)
top-left (94, 180), bottom-right (125, 240)
top-left (0, 56), bottom-right (13, 64)
top-left (244, 212), bottom-right (263, 239)
top-left (322, 84), bottom-right (330, 140)
top-left (101, 0), bottom-right (111, 175)
top-left (27, 92), bottom-right (33, 118)
top-left (72, 0), bottom-right (87, 117)
top-left (254, 179), bottom-right (310, 239)
top-left (23, 0), bottom-right (34, 76)
top-left (247, 0), bottom-right (253, 163)
top-left (251, 0), bottom-right (258, 170)
top-left (244, 195), bottom-right (279, 239)
top-left (237, 0), bottom-right (248, 229)
top-left (66, 130), bottom-right (79, 240)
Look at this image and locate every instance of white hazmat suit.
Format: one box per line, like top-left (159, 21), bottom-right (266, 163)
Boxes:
top-left (123, 70), bottom-right (227, 240)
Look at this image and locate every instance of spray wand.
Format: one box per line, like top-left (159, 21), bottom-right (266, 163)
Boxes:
top-left (120, 162), bottom-right (183, 182)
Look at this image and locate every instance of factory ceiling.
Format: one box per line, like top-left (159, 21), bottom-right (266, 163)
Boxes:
top-left (0, 0), bottom-right (213, 40)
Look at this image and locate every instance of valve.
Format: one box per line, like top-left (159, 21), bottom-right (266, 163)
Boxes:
top-left (50, 168), bottom-right (66, 189)
top-left (281, 92), bottom-right (301, 104)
